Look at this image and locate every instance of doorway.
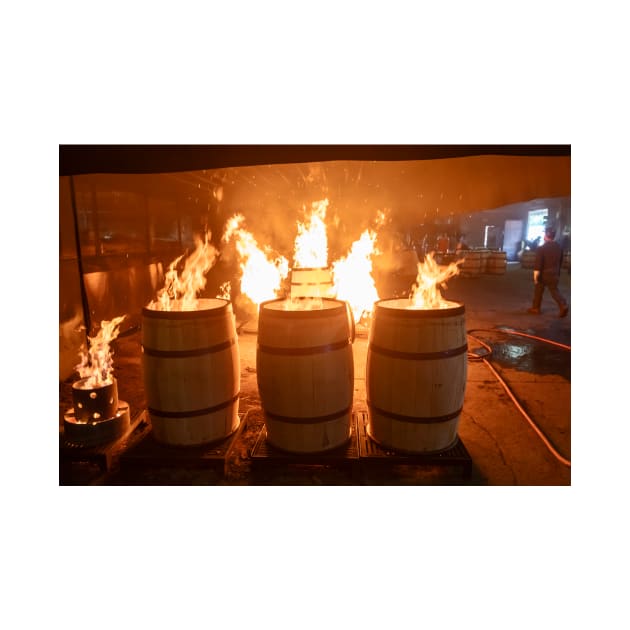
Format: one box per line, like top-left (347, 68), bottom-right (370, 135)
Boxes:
top-left (503, 219), bottom-right (523, 261)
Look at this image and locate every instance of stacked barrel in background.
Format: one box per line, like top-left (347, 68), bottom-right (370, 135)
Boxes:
top-left (520, 249), bottom-right (570, 272)
top-left (486, 251), bottom-right (507, 274)
top-left (457, 248), bottom-right (507, 276)
top-left (520, 250), bottom-right (537, 269)
top-left (457, 249), bottom-right (483, 277)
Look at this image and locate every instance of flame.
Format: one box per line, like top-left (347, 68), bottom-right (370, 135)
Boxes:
top-left (222, 214), bottom-right (289, 306)
top-left (151, 231), bottom-right (218, 311)
top-left (285, 296), bottom-right (324, 311)
top-left (217, 280), bottom-right (232, 300)
top-left (408, 252), bottom-right (463, 309)
top-left (75, 315), bottom-right (126, 388)
top-left (332, 228), bottom-right (380, 323)
top-left (293, 198), bottom-right (329, 268)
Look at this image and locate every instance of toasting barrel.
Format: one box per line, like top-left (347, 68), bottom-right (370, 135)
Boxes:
top-left (141, 298), bottom-right (240, 446)
top-left (257, 297), bottom-right (354, 453)
top-left (290, 267), bottom-right (336, 298)
top-left (366, 298), bottom-right (467, 453)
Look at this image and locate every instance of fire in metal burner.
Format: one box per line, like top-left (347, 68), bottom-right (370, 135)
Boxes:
top-left (75, 314), bottom-right (126, 388)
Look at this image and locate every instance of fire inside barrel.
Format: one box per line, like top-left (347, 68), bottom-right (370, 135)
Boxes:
top-left (141, 234), bottom-right (240, 446)
top-left (366, 253), bottom-right (468, 453)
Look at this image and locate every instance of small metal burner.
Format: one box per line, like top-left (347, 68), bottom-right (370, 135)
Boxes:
top-left (63, 401), bottom-right (131, 448)
top-left (72, 378), bottom-right (118, 422)
top-left (64, 379), bottom-right (130, 447)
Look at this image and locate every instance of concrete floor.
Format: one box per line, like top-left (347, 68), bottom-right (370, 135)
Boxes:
top-left (59, 262), bottom-right (571, 485)
top-left (439, 264), bottom-right (571, 485)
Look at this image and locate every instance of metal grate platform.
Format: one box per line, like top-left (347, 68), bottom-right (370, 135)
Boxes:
top-left (118, 413), bottom-right (246, 476)
top-left (249, 415), bottom-right (360, 483)
top-left (355, 411), bottom-right (473, 479)
top-left (59, 409), bottom-right (148, 474)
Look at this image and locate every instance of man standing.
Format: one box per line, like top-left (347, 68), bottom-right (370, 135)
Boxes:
top-left (528, 226), bottom-right (569, 317)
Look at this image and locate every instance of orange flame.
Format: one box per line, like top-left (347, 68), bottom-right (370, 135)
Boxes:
top-left (75, 315), bottom-right (126, 388)
top-left (408, 252), bottom-right (463, 309)
top-left (332, 228), bottom-right (380, 322)
top-left (222, 214), bottom-right (289, 306)
top-left (151, 231), bottom-right (218, 311)
top-left (217, 280), bottom-right (232, 300)
top-left (293, 199), bottom-right (329, 268)
top-left (284, 296), bottom-right (324, 311)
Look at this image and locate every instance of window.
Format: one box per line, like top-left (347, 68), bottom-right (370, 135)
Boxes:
top-left (526, 209), bottom-right (548, 246)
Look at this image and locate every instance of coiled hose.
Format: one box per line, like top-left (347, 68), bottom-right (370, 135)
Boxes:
top-left (466, 327), bottom-right (571, 468)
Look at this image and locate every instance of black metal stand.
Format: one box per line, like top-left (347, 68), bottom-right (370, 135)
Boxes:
top-left (59, 408), bottom-right (147, 478)
top-left (249, 415), bottom-right (360, 484)
top-left (355, 411), bottom-right (473, 481)
top-left (117, 413), bottom-right (247, 477)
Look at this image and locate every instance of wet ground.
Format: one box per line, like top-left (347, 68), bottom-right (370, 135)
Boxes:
top-left (467, 327), bottom-right (571, 380)
top-left (59, 262), bottom-right (571, 485)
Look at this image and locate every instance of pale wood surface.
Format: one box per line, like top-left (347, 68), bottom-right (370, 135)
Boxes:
top-left (257, 299), bottom-right (353, 452)
top-left (366, 302), bottom-right (467, 452)
top-left (142, 301), bottom-right (241, 446)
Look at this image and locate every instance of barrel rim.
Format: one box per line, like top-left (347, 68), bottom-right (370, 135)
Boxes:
top-left (142, 297), bottom-right (232, 319)
top-left (259, 296), bottom-right (347, 317)
top-left (290, 266), bottom-right (332, 272)
top-left (72, 376), bottom-right (117, 392)
top-left (373, 298), bottom-right (465, 317)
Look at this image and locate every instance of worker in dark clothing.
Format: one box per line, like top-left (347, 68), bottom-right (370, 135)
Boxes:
top-left (528, 227), bottom-right (569, 317)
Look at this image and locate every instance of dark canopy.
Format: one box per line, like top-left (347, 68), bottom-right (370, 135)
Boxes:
top-left (59, 144), bottom-right (570, 176)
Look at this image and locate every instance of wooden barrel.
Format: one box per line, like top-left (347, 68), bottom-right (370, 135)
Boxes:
top-left (486, 251), bottom-right (507, 275)
top-left (290, 267), bottom-right (336, 299)
top-left (478, 248), bottom-right (491, 273)
top-left (457, 250), bottom-right (482, 277)
top-left (141, 298), bottom-right (240, 446)
top-left (366, 298), bottom-right (467, 453)
top-left (257, 297), bottom-right (354, 453)
top-left (520, 250), bottom-right (537, 269)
